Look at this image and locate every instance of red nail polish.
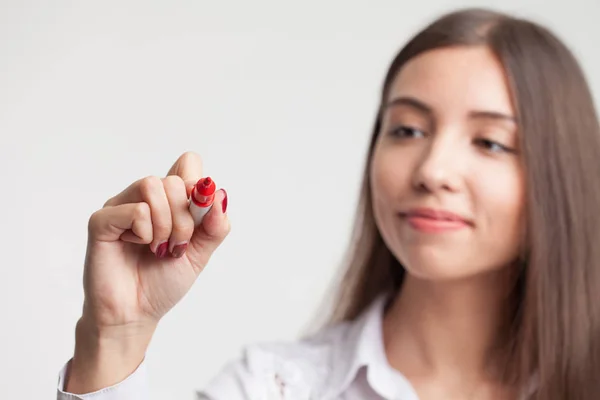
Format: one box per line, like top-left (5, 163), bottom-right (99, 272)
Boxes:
top-left (172, 243), bottom-right (188, 258)
top-left (156, 242), bottom-right (169, 258)
top-left (221, 189), bottom-right (228, 213)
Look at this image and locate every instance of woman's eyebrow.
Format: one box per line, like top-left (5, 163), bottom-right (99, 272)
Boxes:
top-left (385, 96), bottom-right (433, 116)
top-left (469, 110), bottom-right (517, 123)
top-left (385, 96), bottom-right (516, 123)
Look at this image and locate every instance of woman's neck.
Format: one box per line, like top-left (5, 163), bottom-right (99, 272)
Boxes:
top-left (383, 271), bottom-right (511, 385)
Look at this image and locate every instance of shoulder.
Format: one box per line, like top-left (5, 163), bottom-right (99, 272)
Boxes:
top-left (197, 321), bottom-right (354, 399)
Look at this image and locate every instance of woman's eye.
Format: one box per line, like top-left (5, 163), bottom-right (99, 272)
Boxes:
top-left (475, 138), bottom-right (513, 153)
top-left (390, 126), bottom-right (426, 139)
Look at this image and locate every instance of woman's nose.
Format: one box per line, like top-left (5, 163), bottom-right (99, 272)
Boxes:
top-left (411, 136), bottom-right (464, 194)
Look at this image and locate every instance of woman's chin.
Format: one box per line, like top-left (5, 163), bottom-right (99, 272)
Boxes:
top-left (398, 251), bottom-right (496, 282)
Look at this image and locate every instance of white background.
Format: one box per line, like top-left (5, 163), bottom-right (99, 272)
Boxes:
top-left (1, 1), bottom-right (598, 398)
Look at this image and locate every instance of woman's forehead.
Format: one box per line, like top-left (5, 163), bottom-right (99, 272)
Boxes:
top-left (387, 46), bottom-right (515, 117)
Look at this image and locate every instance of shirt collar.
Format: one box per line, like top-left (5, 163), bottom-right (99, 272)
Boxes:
top-left (325, 292), bottom-right (418, 399)
top-left (323, 294), bottom-right (537, 400)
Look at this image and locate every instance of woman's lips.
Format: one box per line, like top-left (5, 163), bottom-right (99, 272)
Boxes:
top-left (401, 208), bottom-right (472, 233)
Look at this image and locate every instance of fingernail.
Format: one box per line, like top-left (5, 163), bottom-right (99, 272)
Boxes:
top-left (156, 242), bottom-right (169, 258)
top-left (172, 243), bottom-right (188, 258)
top-left (221, 189), bottom-right (228, 213)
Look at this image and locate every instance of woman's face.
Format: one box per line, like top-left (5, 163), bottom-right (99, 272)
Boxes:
top-left (370, 46), bottom-right (525, 281)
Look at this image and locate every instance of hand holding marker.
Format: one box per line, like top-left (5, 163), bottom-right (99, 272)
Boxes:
top-left (64, 153), bottom-right (231, 395)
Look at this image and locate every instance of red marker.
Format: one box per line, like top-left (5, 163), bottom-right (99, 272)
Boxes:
top-left (189, 177), bottom-right (217, 226)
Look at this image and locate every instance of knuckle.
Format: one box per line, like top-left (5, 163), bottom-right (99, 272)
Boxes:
top-left (169, 207), bottom-right (194, 243)
top-left (102, 197), bottom-right (115, 208)
top-left (171, 229), bottom-right (194, 245)
top-left (133, 202), bottom-right (151, 221)
top-left (153, 220), bottom-right (173, 236)
top-left (179, 151), bottom-right (201, 163)
top-left (134, 221), bottom-right (153, 243)
top-left (162, 175), bottom-right (185, 192)
top-left (177, 220), bottom-right (195, 240)
top-left (139, 175), bottom-right (163, 196)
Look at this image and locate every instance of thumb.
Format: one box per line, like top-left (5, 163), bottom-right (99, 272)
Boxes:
top-left (186, 188), bottom-right (230, 268)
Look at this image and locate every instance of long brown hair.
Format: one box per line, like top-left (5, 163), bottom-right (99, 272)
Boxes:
top-left (315, 7), bottom-right (600, 398)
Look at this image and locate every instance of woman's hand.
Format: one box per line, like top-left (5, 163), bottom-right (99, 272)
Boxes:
top-left (65, 151), bottom-right (230, 394)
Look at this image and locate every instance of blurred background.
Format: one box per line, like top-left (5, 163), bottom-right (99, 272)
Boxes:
top-left (0, 0), bottom-right (598, 398)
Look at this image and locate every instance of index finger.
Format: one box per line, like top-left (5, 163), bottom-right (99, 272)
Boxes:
top-left (167, 151), bottom-right (204, 197)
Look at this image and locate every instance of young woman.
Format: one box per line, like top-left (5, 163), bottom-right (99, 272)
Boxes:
top-left (57, 7), bottom-right (600, 400)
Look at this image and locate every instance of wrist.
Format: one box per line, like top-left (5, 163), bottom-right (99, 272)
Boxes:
top-left (65, 317), bottom-right (157, 394)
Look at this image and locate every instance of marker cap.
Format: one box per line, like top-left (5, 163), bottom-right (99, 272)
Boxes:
top-left (192, 177), bottom-right (216, 207)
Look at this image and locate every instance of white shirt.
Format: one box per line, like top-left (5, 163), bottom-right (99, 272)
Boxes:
top-left (56, 294), bottom-right (422, 399)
